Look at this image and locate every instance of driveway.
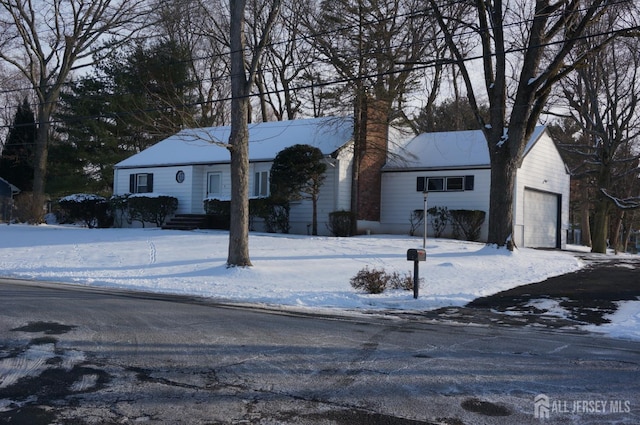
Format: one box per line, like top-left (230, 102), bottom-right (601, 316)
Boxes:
top-left (395, 253), bottom-right (640, 329)
top-left (1, 274), bottom-right (639, 425)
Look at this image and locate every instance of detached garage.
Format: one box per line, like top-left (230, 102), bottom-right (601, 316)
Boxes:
top-left (381, 126), bottom-right (570, 249)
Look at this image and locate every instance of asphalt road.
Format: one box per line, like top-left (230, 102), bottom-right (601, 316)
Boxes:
top-left (0, 278), bottom-right (639, 425)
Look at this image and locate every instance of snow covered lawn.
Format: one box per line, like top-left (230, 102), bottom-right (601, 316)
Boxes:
top-left (0, 224), bottom-right (637, 339)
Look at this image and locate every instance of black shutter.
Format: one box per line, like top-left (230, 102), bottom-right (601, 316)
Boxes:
top-left (416, 176), bottom-right (425, 192)
top-left (129, 174), bottom-right (135, 193)
top-left (147, 173), bottom-right (154, 192)
top-left (464, 175), bottom-right (475, 191)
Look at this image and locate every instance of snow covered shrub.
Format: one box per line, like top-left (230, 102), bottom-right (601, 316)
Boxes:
top-left (328, 210), bottom-right (355, 237)
top-left (128, 195), bottom-right (178, 227)
top-left (449, 209), bottom-right (486, 241)
top-left (58, 193), bottom-right (112, 228)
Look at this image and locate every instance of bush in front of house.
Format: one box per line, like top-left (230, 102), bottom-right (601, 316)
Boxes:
top-left (58, 193), bottom-right (112, 228)
top-left (349, 267), bottom-right (417, 294)
top-left (427, 206), bottom-right (450, 238)
top-left (203, 198), bottom-right (231, 229)
top-left (449, 209), bottom-right (486, 241)
top-left (261, 200), bottom-right (290, 234)
top-left (328, 210), bottom-right (355, 237)
top-left (128, 195), bottom-right (178, 227)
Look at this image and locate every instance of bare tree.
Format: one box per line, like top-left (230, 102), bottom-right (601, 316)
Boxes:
top-left (0, 0), bottom-right (148, 222)
top-left (249, 0), bottom-right (313, 121)
top-left (307, 0), bottom-right (444, 231)
top-left (155, 0), bottom-right (232, 127)
top-left (552, 8), bottom-right (640, 254)
top-left (429, 0), bottom-right (637, 249)
top-left (228, 0), bottom-right (281, 267)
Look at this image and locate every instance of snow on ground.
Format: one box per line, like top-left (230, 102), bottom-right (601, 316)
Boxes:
top-left (0, 224), bottom-right (637, 340)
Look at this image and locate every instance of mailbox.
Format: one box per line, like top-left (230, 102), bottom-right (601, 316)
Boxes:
top-left (406, 248), bottom-right (426, 262)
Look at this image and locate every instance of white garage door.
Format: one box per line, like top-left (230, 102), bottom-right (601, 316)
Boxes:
top-left (524, 189), bottom-right (559, 248)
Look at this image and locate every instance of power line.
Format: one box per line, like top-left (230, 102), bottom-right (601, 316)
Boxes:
top-left (0, 0), bottom-right (637, 127)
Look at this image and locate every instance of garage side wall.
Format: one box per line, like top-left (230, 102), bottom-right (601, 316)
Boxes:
top-left (380, 168), bottom-right (491, 239)
top-left (514, 132), bottom-right (570, 248)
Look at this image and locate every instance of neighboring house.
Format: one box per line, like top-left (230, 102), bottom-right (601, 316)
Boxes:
top-left (113, 117), bottom-right (355, 235)
top-left (380, 126), bottom-right (570, 249)
top-left (0, 177), bottom-right (20, 223)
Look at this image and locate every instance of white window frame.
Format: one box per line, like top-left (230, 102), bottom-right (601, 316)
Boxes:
top-left (253, 171), bottom-right (269, 198)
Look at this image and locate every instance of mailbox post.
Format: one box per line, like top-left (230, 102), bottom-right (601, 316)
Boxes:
top-left (406, 248), bottom-right (426, 299)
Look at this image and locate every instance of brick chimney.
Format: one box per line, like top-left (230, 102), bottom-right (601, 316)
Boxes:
top-left (355, 97), bottom-right (390, 223)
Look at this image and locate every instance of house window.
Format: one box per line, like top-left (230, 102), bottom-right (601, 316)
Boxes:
top-left (416, 175), bottom-right (474, 192)
top-left (129, 173), bottom-right (153, 193)
top-left (207, 172), bottom-right (221, 197)
top-left (253, 171), bottom-right (269, 197)
top-left (446, 177), bottom-right (464, 191)
top-left (427, 178), bottom-right (444, 191)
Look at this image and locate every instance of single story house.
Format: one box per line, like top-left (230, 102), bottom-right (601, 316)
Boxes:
top-left (380, 126), bottom-right (570, 249)
top-left (113, 117), bottom-right (355, 235)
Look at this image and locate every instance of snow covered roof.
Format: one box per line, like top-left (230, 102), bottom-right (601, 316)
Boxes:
top-left (115, 116), bottom-right (354, 168)
top-left (384, 126), bottom-right (547, 170)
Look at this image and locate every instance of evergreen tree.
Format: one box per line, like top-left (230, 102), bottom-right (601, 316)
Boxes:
top-left (53, 40), bottom-right (198, 196)
top-left (270, 144), bottom-right (327, 235)
top-left (0, 98), bottom-right (36, 191)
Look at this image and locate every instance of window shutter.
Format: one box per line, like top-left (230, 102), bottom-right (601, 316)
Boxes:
top-left (129, 174), bottom-right (135, 193)
top-left (464, 175), bottom-right (475, 191)
top-left (416, 177), bottom-right (425, 192)
top-left (147, 173), bottom-right (154, 192)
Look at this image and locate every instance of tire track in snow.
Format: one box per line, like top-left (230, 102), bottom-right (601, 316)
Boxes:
top-left (0, 344), bottom-right (56, 388)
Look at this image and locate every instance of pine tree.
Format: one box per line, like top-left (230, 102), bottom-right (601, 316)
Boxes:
top-left (0, 98), bottom-right (36, 192)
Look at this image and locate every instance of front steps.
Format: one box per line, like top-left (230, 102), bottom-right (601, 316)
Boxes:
top-left (162, 214), bottom-right (209, 231)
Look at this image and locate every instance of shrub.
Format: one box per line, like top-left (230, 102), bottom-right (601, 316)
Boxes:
top-left (350, 267), bottom-right (418, 294)
top-left (203, 198), bottom-right (231, 229)
top-left (109, 194), bottom-right (130, 228)
top-left (350, 267), bottom-right (389, 294)
top-left (263, 202), bottom-right (290, 233)
top-left (58, 193), bottom-right (112, 228)
top-left (128, 195), bottom-right (178, 227)
top-left (12, 192), bottom-right (38, 224)
top-left (328, 210), bottom-right (355, 237)
top-left (449, 209), bottom-right (486, 241)
top-left (388, 271), bottom-right (415, 291)
top-left (427, 206), bottom-right (450, 238)
top-left (409, 209), bottom-right (424, 236)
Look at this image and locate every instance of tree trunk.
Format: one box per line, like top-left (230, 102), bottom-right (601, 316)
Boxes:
top-left (580, 183), bottom-right (592, 247)
top-left (30, 104), bottom-right (51, 224)
top-left (227, 0), bottom-right (252, 267)
top-left (610, 209), bottom-right (624, 254)
top-left (486, 150), bottom-right (517, 249)
top-left (591, 195), bottom-right (610, 254)
top-left (311, 194), bottom-right (318, 236)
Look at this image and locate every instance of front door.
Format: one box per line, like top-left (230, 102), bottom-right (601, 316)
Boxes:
top-left (207, 172), bottom-right (222, 199)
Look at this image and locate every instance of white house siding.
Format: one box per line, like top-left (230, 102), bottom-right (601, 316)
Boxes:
top-left (334, 150), bottom-right (353, 212)
top-left (513, 132), bottom-right (570, 249)
top-left (380, 168), bottom-right (491, 238)
top-left (114, 165), bottom-right (197, 215)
